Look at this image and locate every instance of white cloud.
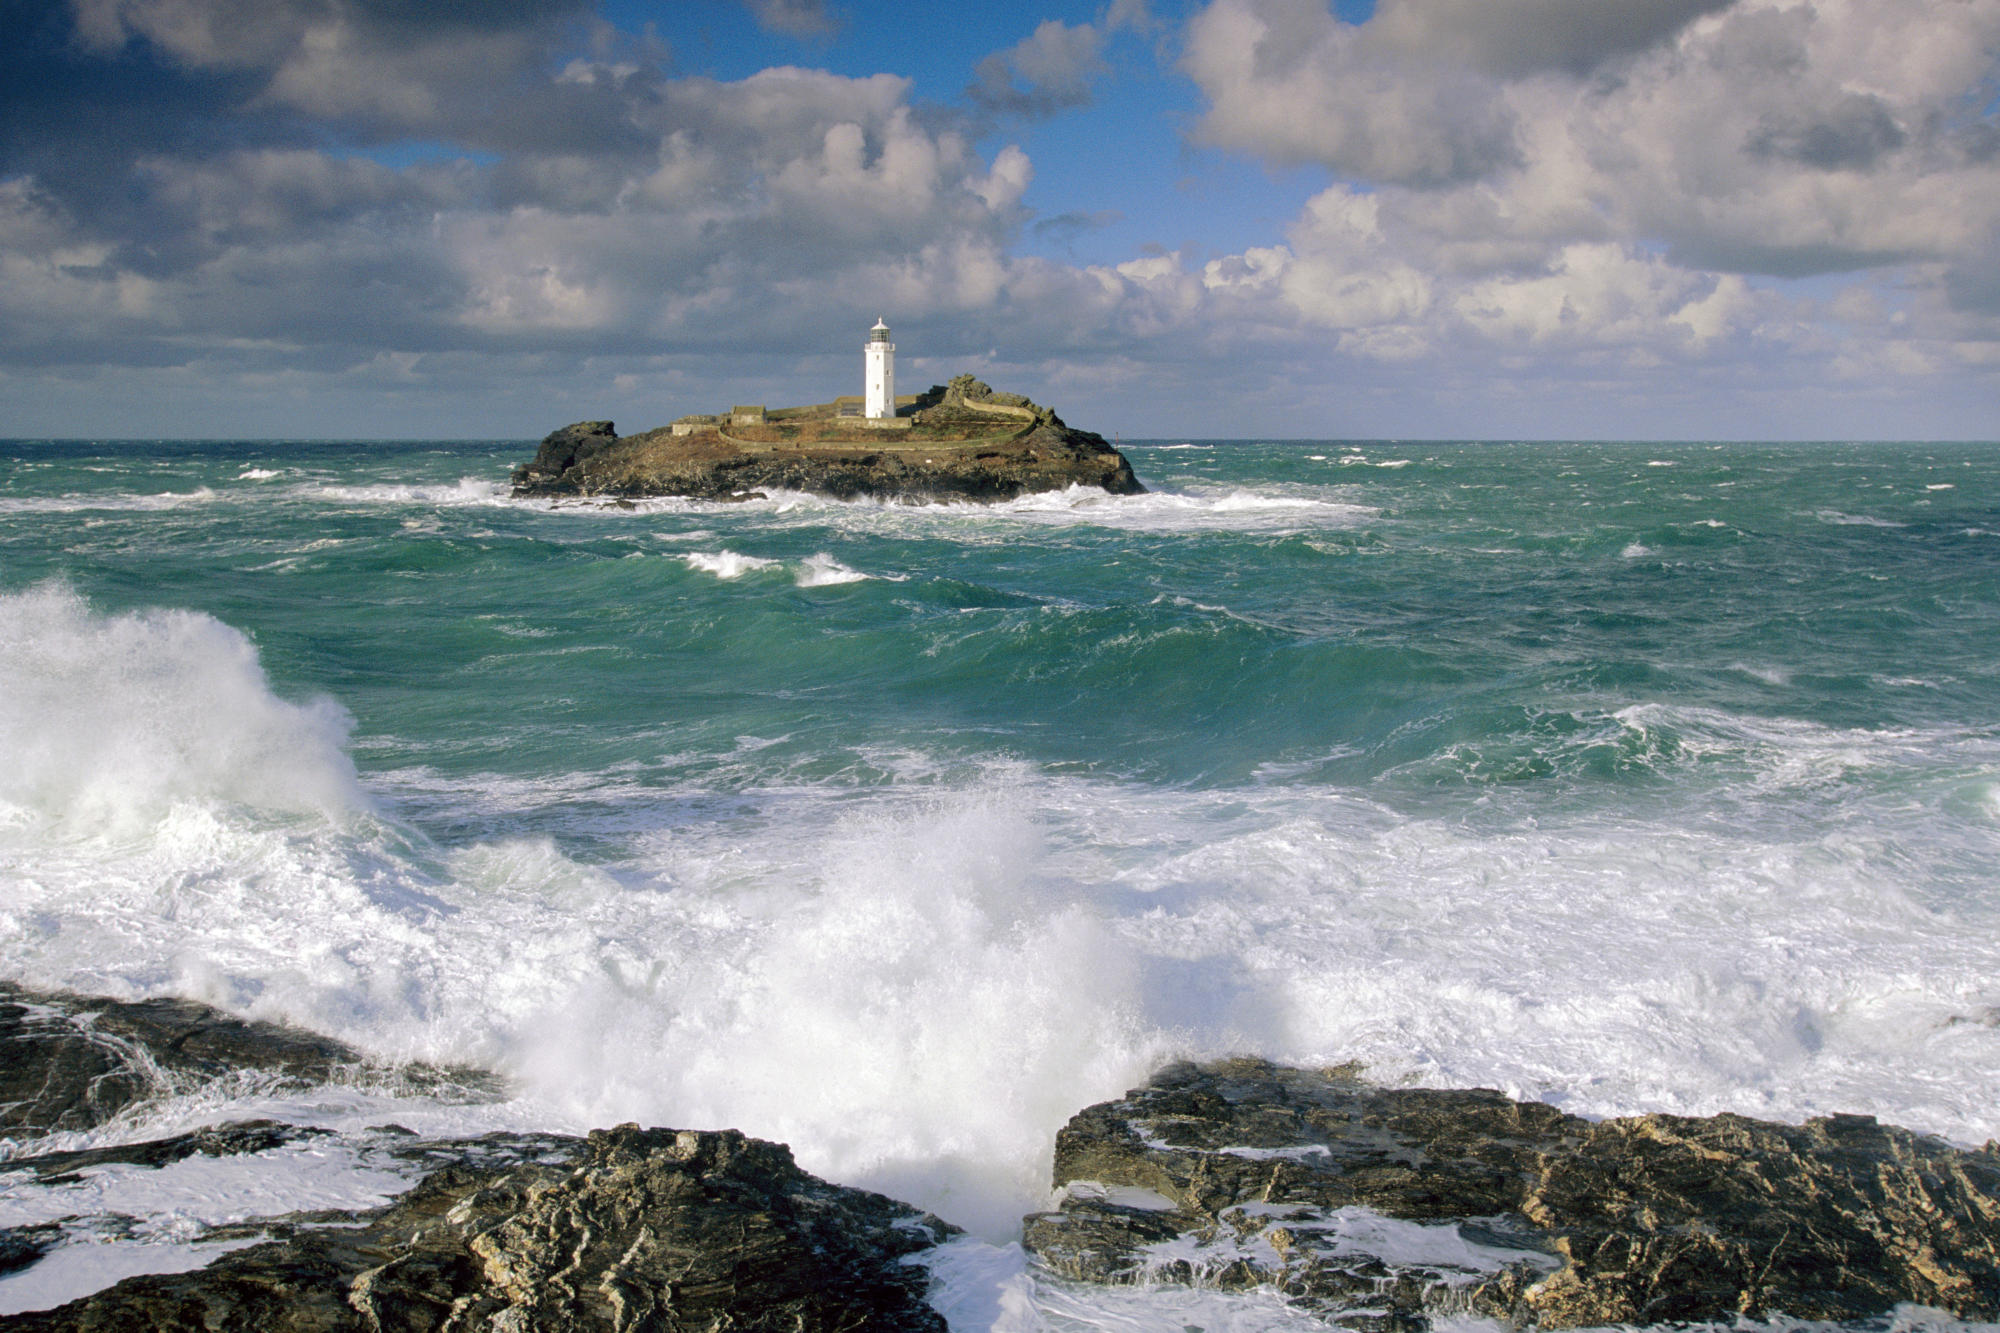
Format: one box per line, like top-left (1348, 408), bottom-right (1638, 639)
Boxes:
top-left (1172, 0), bottom-right (2000, 407)
top-left (5, 0), bottom-right (1995, 439)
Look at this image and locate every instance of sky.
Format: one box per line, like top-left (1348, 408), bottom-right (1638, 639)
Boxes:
top-left (1, 0), bottom-right (1996, 440)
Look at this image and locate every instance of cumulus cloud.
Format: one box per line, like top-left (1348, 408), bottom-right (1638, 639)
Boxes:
top-left (0, 0), bottom-right (1993, 439)
top-left (967, 18), bottom-right (1108, 119)
top-left (1173, 0), bottom-right (2000, 410)
top-left (0, 1), bottom-right (1045, 377)
top-left (1181, 0), bottom-right (1519, 185)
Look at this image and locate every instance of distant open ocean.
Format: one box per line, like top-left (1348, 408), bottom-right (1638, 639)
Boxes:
top-left (3, 436), bottom-right (1998, 1329)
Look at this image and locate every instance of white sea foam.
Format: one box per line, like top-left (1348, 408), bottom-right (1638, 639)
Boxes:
top-left (0, 489), bottom-right (221, 515)
top-left (1815, 510), bottom-right (1908, 528)
top-left (306, 477), bottom-right (510, 507)
top-left (0, 1237), bottom-right (267, 1317)
top-left (235, 468), bottom-right (282, 481)
top-left (7, 596), bottom-right (2000, 1306)
top-left (993, 485), bottom-right (1378, 534)
top-left (921, 1237), bottom-right (1345, 1332)
top-left (681, 550), bottom-right (780, 579)
top-left (794, 553), bottom-right (873, 586)
top-left (0, 1135), bottom-right (418, 1312)
top-left (1621, 541), bottom-right (1652, 558)
top-left (684, 483), bottom-right (1379, 538)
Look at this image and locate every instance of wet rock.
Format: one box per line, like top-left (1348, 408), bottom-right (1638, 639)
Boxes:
top-left (1024, 1057), bottom-right (2000, 1329)
top-left (1, 1126), bottom-right (957, 1332)
top-left (511, 419), bottom-right (620, 490)
top-left (0, 1227), bottom-right (60, 1280)
top-left (0, 984), bottom-right (500, 1141)
top-left (9, 1120), bottom-right (327, 1184)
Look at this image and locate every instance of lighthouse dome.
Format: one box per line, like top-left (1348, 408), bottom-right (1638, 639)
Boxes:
top-left (868, 318), bottom-right (891, 343)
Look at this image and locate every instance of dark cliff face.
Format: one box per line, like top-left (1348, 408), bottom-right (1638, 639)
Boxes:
top-left (1024, 1057), bottom-right (2000, 1331)
top-left (509, 416), bottom-right (1145, 504)
top-left (511, 419), bottom-right (619, 490)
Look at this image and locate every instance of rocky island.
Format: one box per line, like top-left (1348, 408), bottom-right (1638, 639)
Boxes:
top-left (5, 986), bottom-right (2000, 1330)
top-left (511, 374), bottom-right (1143, 504)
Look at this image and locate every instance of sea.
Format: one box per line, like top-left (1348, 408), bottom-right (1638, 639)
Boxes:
top-left (1, 436), bottom-right (1997, 1330)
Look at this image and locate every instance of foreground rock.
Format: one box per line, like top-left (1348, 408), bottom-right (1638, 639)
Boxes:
top-left (511, 379), bottom-right (1143, 504)
top-left (0, 982), bottom-right (496, 1139)
top-left (1, 1126), bottom-right (955, 1332)
top-left (1025, 1058), bottom-right (2000, 1330)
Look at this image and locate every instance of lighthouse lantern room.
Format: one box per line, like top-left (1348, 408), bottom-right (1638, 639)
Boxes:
top-left (864, 318), bottom-right (895, 419)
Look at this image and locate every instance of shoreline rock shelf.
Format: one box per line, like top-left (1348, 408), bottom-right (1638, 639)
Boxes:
top-left (1025, 1058), bottom-right (2000, 1330)
top-left (510, 377), bottom-right (1144, 504)
top-left (3, 987), bottom-right (1998, 1330)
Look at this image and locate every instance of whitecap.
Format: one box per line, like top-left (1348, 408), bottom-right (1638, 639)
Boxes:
top-left (681, 550), bottom-right (779, 579)
top-left (0, 489), bottom-right (220, 515)
top-left (0, 584), bottom-right (363, 835)
top-left (1815, 509), bottom-right (1907, 528)
top-left (794, 553), bottom-right (873, 587)
top-left (307, 477), bottom-right (509, 507)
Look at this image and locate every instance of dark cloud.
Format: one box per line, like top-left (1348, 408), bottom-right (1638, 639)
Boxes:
top-left (740, 0), bottom-right (841, 38)
top-left (965, 19), bottom-right (1104, 119)
top-left (1033, 209), bottom-right (1123, 241)
top-left (1747, 94), bottom-right (1907, 172)
top-left (1945, 242), bottom-right (2000, 316)
top-left (1371, 0), bottom-right (1734, 78)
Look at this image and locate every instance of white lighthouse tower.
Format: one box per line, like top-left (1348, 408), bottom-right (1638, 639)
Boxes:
top-left (864, 317), bottom-right (895, 419)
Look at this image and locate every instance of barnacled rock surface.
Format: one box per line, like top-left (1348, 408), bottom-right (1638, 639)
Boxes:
top-left (1024, 1057), bottom-right (2000, 1330)
top-left (510, 392), bottom-right (1142, 504)
top-left (0, 982), bottom-right (498, 1139)
top-left (1, 1124), bottom-right (957, 1332)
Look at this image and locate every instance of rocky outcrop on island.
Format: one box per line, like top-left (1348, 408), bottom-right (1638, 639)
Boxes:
top-left (511, 377), bottom-right (1143, 504)
top-left (1024, 1057), bottom-right (2000, 1330)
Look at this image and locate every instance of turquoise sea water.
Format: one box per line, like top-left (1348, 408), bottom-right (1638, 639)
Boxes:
top-left (2, 437), bottom-right (1998, 1324)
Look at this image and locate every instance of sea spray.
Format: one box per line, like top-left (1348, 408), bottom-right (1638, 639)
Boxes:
top-left (0, 585), bottom-right (362, 836)
top-left (2, 437), bottom-right (1998, 1327)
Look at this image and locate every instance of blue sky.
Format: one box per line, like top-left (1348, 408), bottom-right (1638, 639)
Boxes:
top-left (1, 0), bottom-right (1995, 439)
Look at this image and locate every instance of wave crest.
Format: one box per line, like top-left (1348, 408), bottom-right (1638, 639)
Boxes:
top-left (0, 586), bottom-right (362, 835)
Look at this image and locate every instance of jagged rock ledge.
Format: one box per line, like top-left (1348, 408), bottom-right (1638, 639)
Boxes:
top-left (6, 986), bottom-right (2000, 1331)
top-left (0, 985), bottom-right (953, 1332)
top-left (1025, 1057), bottom-right (2000, 1330)
top-left (511, 376), bottom-right (1144, 504)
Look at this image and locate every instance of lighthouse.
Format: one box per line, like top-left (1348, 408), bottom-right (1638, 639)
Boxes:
top-left (864, 317), bottom-right (895, 419)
